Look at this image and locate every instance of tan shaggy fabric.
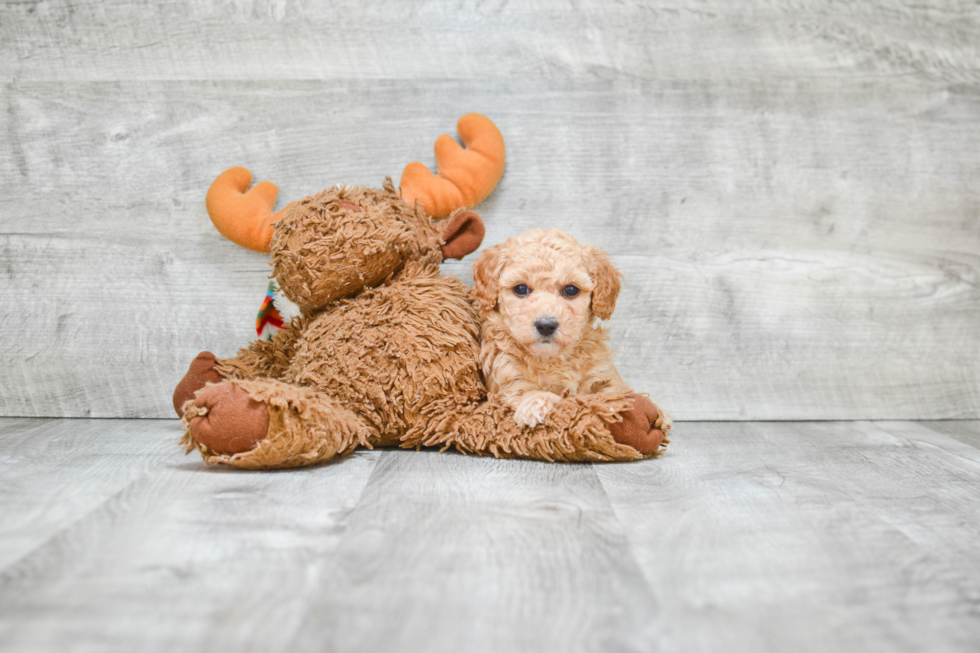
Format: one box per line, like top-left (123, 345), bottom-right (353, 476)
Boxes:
top-left (404, 391), bottom-right (647, 462)
top-left (180, 378), bottom-right (372, 469)
top-left (271, 181), bottom-right (444, 310)
top-left (218, 323), bottom-right (302, 382)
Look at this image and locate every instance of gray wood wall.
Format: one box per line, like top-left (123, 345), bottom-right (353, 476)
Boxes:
top-left (2, 0), bottom-right (978, 420)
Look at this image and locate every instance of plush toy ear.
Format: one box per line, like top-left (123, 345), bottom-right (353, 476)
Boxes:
top-left (587, 246), bottom-right (623, 321)
top-left (471, 243), bottom-right (503, 313)
top-left (440, 210), bottom-right (485, 260)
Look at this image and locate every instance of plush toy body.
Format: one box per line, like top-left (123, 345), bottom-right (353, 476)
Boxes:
top-left (187, 263), bottom-right (485, 468)
top-left (174, 116), bottom-right (669, 468)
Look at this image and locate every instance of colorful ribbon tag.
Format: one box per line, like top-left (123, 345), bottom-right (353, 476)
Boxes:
top-left (256, 280), bottom-right (301, 340)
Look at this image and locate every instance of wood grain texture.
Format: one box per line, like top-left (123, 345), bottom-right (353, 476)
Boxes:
top-left (2, 1), bottom-right (978, 83)
top-left (3, 417), bottom-right (980, 652)
top-left (0, 417), bottom-right (382, 652)
top-left (596, 420), bottom-right (980, 652)
top-left (1, 1), bottom-right (979, 419)
top-left (290, 451), bottom-right (663, 653)
top-left (915, 419), bottom-right (980, 449)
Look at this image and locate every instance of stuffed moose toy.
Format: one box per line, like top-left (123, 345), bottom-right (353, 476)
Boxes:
top-left (173, 114), bottom-right (670, 468)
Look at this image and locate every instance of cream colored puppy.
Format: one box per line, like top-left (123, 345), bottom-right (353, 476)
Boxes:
top-left (473, 229), bottom-right (630, 427)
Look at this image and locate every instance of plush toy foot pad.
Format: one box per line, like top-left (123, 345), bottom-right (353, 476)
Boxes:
top-left (173, 351), bottom-right (224, 417)
top-left (609, 394), bottom-right (671, 456)
top-left (189, 383), bottom-right (270, 455)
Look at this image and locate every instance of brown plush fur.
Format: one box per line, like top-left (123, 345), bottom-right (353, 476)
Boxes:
top-left (178, 181), bottom-right (668, 468)
top-left (181, 379), bottom-right (373, 469)
top-left (403, 391), bottom-right (643, 462)
top-left (271, 182), bottom-right (444, 310)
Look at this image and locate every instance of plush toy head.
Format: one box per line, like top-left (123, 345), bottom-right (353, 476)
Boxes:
top-left (270, 181), bottom-right (484, 310)
top-left (203, 114), bottom-right (502, 338)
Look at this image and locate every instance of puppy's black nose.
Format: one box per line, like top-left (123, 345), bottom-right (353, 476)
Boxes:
top-left (535, 318), bottom-right (559, 337)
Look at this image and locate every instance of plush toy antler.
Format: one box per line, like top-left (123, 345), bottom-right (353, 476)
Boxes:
top-left (399, 113), bottom-right (506, 219)
top-left (204, 114), bottom-right (505, 253)
top-left (205, 167), bottom-right (288, 253)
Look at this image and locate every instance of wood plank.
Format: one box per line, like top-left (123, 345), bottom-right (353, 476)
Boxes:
top-left (287, 450), bottom-right (662, 653)
top-left (596, 421), bottom-right (980, 652)
top-left (0, 417), bottom-right (381, 652)
top-left (0, 418), bottom-right (177, 570)
top-left (2, 77), bottom-right (978, 419)
top-left (916, 420), bottom-right (980, 449)
top-left (2, 1), bottom-right (978, 83)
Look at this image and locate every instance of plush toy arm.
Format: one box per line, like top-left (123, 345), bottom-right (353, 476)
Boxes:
top-left (215, 320), bottom-right (303, 382)
top-left (173, 330), bottom-right (298, 419)
top-left (173, 351), bottom-right (225, 417)
top-left (608, 393), bottom-right (671, 456)
top-left (400, 114), bottom-right (506, 219)
top-left (403, 391), bottom-right (666, 462)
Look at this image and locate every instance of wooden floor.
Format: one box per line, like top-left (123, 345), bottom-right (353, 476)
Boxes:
top-left (1, 419), bottom-right (978, 652)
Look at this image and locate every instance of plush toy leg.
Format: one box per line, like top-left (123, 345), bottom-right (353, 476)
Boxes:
top-left (405, 391), bottom-right (670, 462)
top-left (180, 378), bottom-right (374, 469)
top-left (185, 382), bottom-right (270, 454)
top-left (173, 351), bottom-right (224, 417)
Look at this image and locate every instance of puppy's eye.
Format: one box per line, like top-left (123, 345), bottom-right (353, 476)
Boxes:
top-left (513, 284), bottom-right (530, 297)
top-left (562, 285), bottom-right (580, 298)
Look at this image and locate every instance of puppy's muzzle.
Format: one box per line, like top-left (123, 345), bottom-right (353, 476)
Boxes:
top-left (534, 317), bottom-right (559, 338)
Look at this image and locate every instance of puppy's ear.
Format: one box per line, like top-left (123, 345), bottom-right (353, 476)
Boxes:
top-left (472, 244), bottom-right (502, 313)
top-left (587, 246), bottom-right (623, 320)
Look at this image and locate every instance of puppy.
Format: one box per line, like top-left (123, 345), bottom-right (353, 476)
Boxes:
top-left (472, 228), bottom-right (631, 427)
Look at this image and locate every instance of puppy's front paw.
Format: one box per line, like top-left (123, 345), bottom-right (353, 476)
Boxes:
top-left (510, 391), bottom-right (563, 428)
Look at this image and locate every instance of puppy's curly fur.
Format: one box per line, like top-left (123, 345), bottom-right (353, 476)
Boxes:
top-left (473, 229), bottom-right (631, 427)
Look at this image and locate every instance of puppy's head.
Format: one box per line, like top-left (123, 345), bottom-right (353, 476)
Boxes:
top-left (473, 229), bottom-right (622, 357)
